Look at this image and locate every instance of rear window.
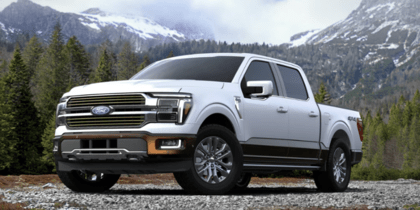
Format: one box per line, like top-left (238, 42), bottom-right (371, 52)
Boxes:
top-left (130, 56), bottom-right (245, 82)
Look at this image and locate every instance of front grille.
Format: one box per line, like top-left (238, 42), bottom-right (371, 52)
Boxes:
top-left (67, 95), bottom-right (145, 108)
top-left (66, 115), bottom-right (145, 127)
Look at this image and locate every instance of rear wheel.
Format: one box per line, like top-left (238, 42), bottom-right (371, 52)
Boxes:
top-left (314, 139), bottom-right (351, 192)
top-left (174, 124), bottom-right (243, 195)
top-left (57, 170), bottom-right (120, 193)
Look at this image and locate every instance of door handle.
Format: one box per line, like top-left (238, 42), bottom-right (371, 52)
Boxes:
top-left (277, 106), bottom-right (288, 113)
top-left (309, 111), bottom-right (319, 117)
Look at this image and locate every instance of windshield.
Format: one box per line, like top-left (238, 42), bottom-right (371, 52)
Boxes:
top-left (130, 56), bottom-right (245, 82)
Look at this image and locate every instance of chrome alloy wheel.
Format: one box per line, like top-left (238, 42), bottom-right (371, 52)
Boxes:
top-left (194, 136), bottom-right (233, 184)
top-left (332, 147), bottom-right (347, 184)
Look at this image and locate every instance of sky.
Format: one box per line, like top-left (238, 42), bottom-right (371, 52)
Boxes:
top-left (0, 0), bottom-right (362, 44)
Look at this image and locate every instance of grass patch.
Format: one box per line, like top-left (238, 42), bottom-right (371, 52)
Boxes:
top-left (404, 204), bottom-right (420, 210)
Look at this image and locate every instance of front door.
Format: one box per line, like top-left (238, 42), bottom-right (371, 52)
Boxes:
top-left (240, 60), bottom-right (290, 164)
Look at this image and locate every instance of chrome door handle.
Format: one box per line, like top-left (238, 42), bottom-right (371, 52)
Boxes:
top-left (277, 106), bottom-right (288, 113)
top-left (309, 111), bottom-right (319, 117)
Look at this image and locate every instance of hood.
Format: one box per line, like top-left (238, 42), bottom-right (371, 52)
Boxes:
top-left (63, 79), bottom-right (224, 97)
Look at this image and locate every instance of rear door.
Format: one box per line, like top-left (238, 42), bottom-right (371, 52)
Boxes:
top-left (273, 64), bottom-right (321, 162)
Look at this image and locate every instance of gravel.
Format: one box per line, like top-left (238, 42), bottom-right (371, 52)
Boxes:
top-left (1, 179), bottom-right (420, 210)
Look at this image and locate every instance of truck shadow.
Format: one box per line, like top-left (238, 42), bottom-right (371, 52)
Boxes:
top-left (105, 187), bottom-right (369, 196)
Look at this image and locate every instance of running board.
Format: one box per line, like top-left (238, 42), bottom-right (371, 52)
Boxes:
top-left (243, 163), bottom-right (321, 171)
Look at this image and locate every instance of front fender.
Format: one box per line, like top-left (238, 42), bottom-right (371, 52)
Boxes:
top-left (193, 103), bottom-right (243, 141)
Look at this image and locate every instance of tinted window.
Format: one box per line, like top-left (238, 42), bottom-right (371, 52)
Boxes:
top-left (277, 65), bottom-right (308, 100)
top-left (241, 61), bottom-right (278, 98)
top-left (130, 56), bottom-right (244, 82)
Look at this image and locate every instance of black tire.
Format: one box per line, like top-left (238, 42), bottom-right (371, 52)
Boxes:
top-left (57, 170), bottom-right (120, 193)
top-left (233, 173), bottom-right (252, 191)
top-left (174, 124), bottom-right (243, 195)
top-left (313, 139), bottom-right (351, 192)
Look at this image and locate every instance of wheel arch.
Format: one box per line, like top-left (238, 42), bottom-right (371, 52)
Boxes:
top-left (195, 103), bottom-right (242, 141)
top-left (324, 121), bottom-right (352, 150)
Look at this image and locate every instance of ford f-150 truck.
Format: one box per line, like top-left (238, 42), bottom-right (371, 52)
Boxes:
top-left (53, 53), bottom-right (363, 194)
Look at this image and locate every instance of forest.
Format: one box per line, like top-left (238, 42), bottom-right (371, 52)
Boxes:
top-left (0, 23), bottom-right (419, 180)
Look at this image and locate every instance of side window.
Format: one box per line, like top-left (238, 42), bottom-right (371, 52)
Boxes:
top-left (277, 65), bottom-right (308, 100)
top-left (241, 61), bottom-right (278, 98)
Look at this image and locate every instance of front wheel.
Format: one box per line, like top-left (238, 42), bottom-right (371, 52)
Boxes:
top-left (57, 170), bottom-right (120, 193)
top-left (313, 139), bottom-right (351, 192)
top-left (174, 124), bottom-right (243, 195)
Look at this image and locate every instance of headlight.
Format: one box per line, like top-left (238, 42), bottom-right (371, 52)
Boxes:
top-left (152, 93), bottom-right (192, 124)
top-left (56, 96), bottom-right (69, 127)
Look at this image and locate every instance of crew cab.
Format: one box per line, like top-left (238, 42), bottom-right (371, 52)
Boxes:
top-left (54, 53), bottom-right (363, 194)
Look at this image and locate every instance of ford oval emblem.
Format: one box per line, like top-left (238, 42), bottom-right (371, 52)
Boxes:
top-left (91, 106), bottom-right (110, 115)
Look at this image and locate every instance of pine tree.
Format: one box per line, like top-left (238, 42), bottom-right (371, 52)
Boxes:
top-left (22, 35), bottom-right (43, 80)
top-left (34, 22), bottom-right (69, 125)
top-left (92, 49), bottom-right (113, 83)
top-left (314, 82), bottom-right (331, 104)
top-left (41, 114), bottom-right (56, 171)
top-left (116, 42), bottom-right (138, 80)
top-left (0, 74), bottom-right (16, 173)
top-left (402, 101), bottom-right (412, 127)
top-left (136, 55), bottom-right (151, 72)
top-left (64, 36), bottom-right (90, 87)
top-left (0, 60), bottom-right (8, 78)
top-left (387, 104), bottom-right (402, 138)
top-left (167, 50), bottom-right (174, 58)
top-left (405, 116), bottom-right (420, 169)
top-left (2, 46), bottom-right (43, 174)
top-left (412, 90), bottom-right (420, 119)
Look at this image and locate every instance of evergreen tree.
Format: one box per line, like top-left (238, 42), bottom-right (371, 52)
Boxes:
top-left (116, 42), bottom-right (138, 80)
top-left (64, 36), bottom-right (90, 87)
top-left (387, 104), bottom-right (402, 138)
top-left (92, 49), bottom-right (113, 83)
top-left (402, 101), bottom-right (412, 127)
top-left (0, 60), bottom-right (8, 78)
top-left (314, 82), bottom-right (331, 104)
top-left (136, 55), bottom-right (151, 72)
top-left (41, 114), bottom-right (56, 171)
top-left (412, 90), bottom-right (420, 119)
top-left (0, 74), bottom-right (16, 173)
top-left (34, 22), bottom-right (69, 125)
top-left (22, 35), bottom-right (43, 80)
top-left (167, 50), bottom-right (174, 58)
top-left (2, 46), bottom-right (43, 174)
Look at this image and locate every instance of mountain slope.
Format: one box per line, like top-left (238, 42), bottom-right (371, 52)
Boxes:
top-left (0, 0), bottom-right (214, 51)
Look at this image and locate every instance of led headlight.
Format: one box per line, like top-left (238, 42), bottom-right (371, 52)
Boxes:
top-left (152, 93), bottom-right (192, 124)
top-left (55, 96), bottom-right (69, 127)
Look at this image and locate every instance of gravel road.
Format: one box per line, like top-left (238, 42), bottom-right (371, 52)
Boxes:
top-left (1, 179), bottom-right (419, 210)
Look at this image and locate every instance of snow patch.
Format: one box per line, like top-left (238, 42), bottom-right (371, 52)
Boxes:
top-left (36, 31), bottom-right (42, 35)
top-left (289, 29), bottom-right (320, 47)
top-left (364, 52), bottom-right (377, 60)
top-left (0, 22), bottom-right (7, 35)
top-left (81, 22), bottom-right (100, 30)
top-left (78, 13), bottom-right (185, 40)
top-left (357, 36), bottom-right (368, 42)
top-left (372, 20), bottom-right (399, 34)
top-left (379, 44), bottom-right (399, 49)
top-left (366, 2), bottom-right (395, 13)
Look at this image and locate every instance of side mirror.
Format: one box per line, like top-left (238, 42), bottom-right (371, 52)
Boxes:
top-left (246, 81), bottom-right (273, 98)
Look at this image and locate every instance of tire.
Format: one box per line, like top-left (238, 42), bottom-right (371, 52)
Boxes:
top-left (233, 173), bottom-right (252, 191)
top-left (313, 139), bottom-right (351, 192)
top-left (57, 170), bottom-right (120, 193)
top-left (174, 124), bottom-right (243, 195)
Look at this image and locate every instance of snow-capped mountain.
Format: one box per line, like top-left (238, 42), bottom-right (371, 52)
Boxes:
top-left (0, 0), bottom-right (214, 51)
top-left (290, 0), bottom-right (420, 67)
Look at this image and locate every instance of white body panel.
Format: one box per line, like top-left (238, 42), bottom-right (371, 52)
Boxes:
top-left (56, 53), bottom-right (362, 156)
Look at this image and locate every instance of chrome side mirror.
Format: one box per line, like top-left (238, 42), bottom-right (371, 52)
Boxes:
top-left (247, 81), bottom-right (273, 98)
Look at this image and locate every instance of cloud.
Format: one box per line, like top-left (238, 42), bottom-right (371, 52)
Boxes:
top-left (190, 0), bottom-right (362, 44)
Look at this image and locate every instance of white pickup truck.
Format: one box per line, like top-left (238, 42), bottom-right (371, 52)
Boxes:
top-left (54, 53), bottom-right (363, 194)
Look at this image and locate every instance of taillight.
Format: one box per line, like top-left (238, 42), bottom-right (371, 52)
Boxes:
top-left (357, 118), bottom-right (363, 142)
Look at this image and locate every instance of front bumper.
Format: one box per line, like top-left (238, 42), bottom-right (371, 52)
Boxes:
top-left (53, 132), bottom-right (196, 174)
